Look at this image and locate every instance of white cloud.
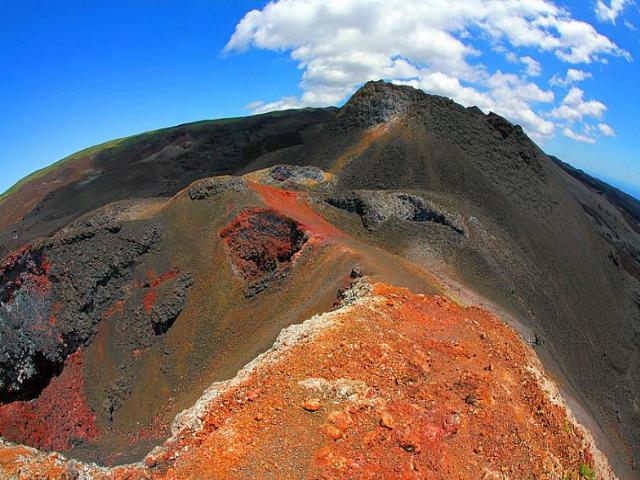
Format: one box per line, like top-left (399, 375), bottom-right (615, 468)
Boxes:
top-left (226, 0), bottom-right (628, 142)
top-left (566, 68), bottom-right (593, 83)
top-left (563, 126), bottom-right (596, 143)
top-left (598, 122), bottom-right (616, 136)
top-left (521, 56), bottom-right (542, 76)
top-left (550, 87), bottom-right (606, 122)
top-left (595, 0), bottom-right (633, 24)
top-left (505, 51), bottom-right (519, 63)
top-left (550, 68), bottom-right (593, 86)
top-left (245, 97), bottom-right (305, 114)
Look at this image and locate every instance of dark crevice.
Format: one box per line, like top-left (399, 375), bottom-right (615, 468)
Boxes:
top-left (0, 353), bottom-right (64, 403)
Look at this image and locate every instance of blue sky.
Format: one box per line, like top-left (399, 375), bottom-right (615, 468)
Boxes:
top-left (0, 1), bottom-right (638, 198)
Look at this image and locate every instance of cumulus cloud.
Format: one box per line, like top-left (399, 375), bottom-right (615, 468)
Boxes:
top-left (595, 0), bottom-right (633, 23)
top-left (521, 56), bottom-right (542, 76)
top-left (550, 87), bottom-right (607, 123)
top-left (226, 0), bottom-right (629, 142)
top-left (563, 126), bottom-right (596, 143)
top-left (246, 97), bottom-right (305, 114)
top-left (598, 122), bottom-right (616, 137)
top-left (549, 68), bottom-right (593, 87)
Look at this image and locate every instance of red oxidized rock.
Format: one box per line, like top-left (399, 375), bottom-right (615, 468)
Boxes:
top-left (302, 399), bottom-right (322, 412)
top-left (220, 208), bottom-right (307, 283)
top-left (0, 350), bottom-right (99, 451)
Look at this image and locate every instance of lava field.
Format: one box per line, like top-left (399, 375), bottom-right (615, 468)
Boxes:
top-left (0, 81), bottom-right (639, 479)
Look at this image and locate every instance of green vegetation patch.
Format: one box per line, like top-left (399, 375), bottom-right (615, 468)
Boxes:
top-left (580, 462), bottom-right (595, 480)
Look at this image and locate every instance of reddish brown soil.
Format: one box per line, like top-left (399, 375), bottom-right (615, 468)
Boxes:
top-left (0, 284), bottom-right (605, 479)
top-left (0, 350), bottom-right (99, 452)
top-left (147, 284), bottom-right (596, 479)
top-left (249, 182), bottom-right (344, 242)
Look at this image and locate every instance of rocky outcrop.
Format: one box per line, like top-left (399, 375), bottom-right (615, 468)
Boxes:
top-left (187, 176), bottom-right (247, 200)
top-left (335, 80), bottom-right (420, 130)
top-left (0, 219), bottom-right (161, 402)
top-left (149, 274), bottom-right (193, 335)
top-left (268, 165), bottom-right (325, 184)
top-left (326, 190), bottom-right (464, 234)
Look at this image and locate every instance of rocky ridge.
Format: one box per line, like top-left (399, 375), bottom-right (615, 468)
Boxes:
top-left (0, 280), bottom-right (617, 479)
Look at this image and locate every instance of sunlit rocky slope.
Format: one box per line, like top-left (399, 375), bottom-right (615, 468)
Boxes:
top-left (0, 81), bottom-right (638, 479)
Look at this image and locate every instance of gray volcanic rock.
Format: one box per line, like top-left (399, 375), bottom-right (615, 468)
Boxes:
top-left (325, 190), bottom-right (464, 234)
top-left (0, 217), bottom-right (161, 402)
top-left (187, 177), bottom-right (247, 201)
top-left (149, 274), bottom-right (193, 335)
top-left (267, 165), bottom-right (325, 184)
top-left (333, 80), bottom-right (419, 130)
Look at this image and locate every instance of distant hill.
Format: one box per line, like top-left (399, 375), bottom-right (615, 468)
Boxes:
top-left (550, 155), bottom-right (640, 229)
